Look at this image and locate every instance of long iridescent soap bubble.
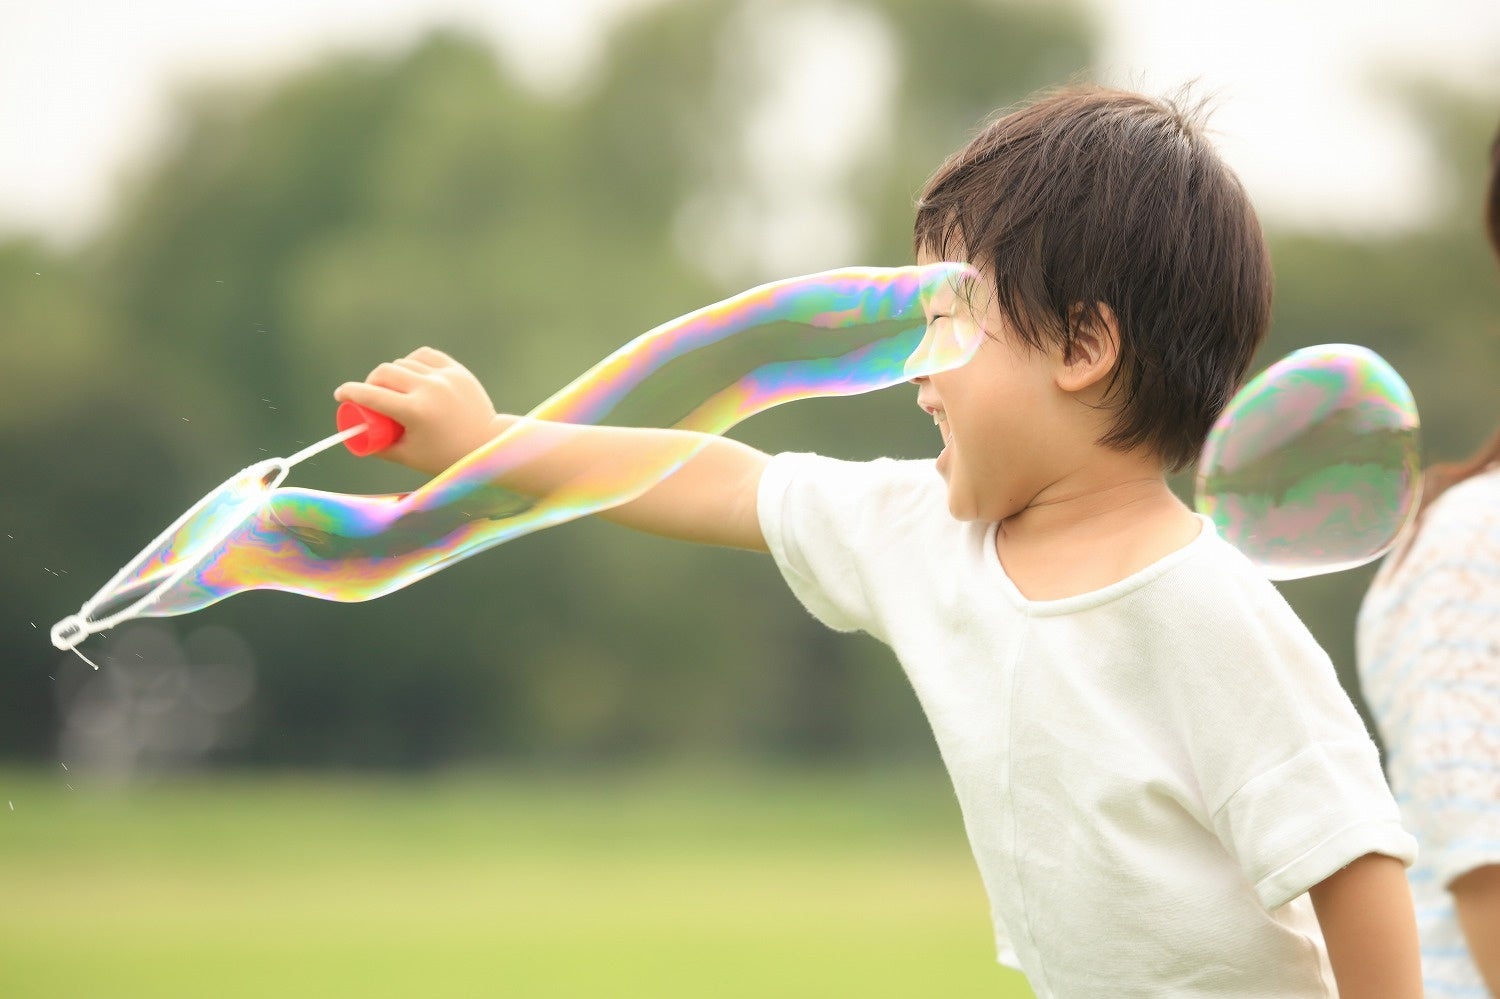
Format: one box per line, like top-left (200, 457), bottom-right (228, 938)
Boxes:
top-left (1194, 343), bottom-right (1421, 580)
top-left (51, 263), bottom-right (981, 649)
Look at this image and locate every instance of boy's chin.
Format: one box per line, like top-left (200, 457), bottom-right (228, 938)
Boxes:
top-left (941, 483), bottom-right (985, 523)
top-left (941, 478), bottom-right (1021, 524)
top-left (935, 454), bottom-right (1002, 522)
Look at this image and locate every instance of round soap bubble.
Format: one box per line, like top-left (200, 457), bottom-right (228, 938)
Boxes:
top-left (1194, 343), bottom-right (1421, 581)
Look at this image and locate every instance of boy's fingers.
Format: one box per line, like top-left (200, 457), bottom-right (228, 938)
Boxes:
top-left (366, 362), bottom-right (422, 391)
top-left (394, 358), bottom-right (436, 375)
top-left (409, 346), bottom-right (457, 369)
top-left (334, 381), bottom-right (414, 419)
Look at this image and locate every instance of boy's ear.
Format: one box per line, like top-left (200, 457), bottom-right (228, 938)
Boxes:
top-left (1055, 302), bottom-right (1121, 395)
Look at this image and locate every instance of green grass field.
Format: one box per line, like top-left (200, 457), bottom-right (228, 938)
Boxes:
top-left (0, 767), bottom-right (1034, 998)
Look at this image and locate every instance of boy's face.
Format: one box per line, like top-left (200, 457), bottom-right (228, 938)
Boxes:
top-left (913, 258), bottom-right (1066, 522)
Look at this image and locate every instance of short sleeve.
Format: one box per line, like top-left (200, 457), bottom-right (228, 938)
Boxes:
top-left (756, 452), bottom-right (942, 638)
top-left (1212, 739), bottom-right (1416, 909)
top-left (1163, 553), bottom-right (1417, 910)
top-left (1379, 494), bottom-right (1500, 889)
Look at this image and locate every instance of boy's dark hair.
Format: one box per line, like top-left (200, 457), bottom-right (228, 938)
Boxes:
top-left (914, 84), bottom-right (1273, 471)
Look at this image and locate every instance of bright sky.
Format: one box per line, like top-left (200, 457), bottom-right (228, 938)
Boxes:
top-left (1, 0), bottom-right (1497, 248)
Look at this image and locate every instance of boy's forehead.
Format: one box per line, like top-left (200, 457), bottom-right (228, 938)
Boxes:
top-left (922, 275), bottom-right (959, 312)
top-left (917, 251), bottom-right (990, 311)
top-left (916, 242), bottom-right (961, 267)
top-left (916, 240), bottom-right (984, 284)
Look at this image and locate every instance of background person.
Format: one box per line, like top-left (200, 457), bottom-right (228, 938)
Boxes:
top-left (1357, 124), bottom-right (1500, 996)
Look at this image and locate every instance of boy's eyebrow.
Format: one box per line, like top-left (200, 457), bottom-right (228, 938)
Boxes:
top-left (921, 285), bottom-right (957, 316)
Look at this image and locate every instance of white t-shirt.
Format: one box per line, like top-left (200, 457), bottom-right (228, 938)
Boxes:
top-left (758, 453), bottom-right (1416, 999)
top-left (1358, 467), bottom-right (1500, 997)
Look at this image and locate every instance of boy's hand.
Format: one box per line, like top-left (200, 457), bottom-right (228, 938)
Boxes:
top-left (334, 347), bottom-right (503, 475)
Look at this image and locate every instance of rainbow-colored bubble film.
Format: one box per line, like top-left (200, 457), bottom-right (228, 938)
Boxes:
top-left (1194, 343), bottom-right (1421, 581)
top-left (92, 263), bottom-right (981, 619)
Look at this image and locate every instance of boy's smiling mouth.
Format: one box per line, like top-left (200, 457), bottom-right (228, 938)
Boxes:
top-left (919, 399), bottom-right (949, 440)
top-left (919, 398), bottom-right (952, 470)
top-left (933, 412), bottom-right (951, 446)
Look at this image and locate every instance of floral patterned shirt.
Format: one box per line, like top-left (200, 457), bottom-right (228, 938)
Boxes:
top-left (1359, 466), bottom-right (1500, 997)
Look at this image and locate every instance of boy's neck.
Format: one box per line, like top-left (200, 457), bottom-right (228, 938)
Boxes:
top-left (995, 456), bottom-right (1201, 602)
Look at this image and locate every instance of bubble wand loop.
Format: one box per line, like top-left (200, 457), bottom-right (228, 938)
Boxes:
top-left (49, 422), bottom-right (385, 661)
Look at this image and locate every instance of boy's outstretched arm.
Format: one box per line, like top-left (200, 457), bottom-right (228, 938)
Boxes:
top-left (333, 347), bottom-right (770, 552)
top-left (1308, 853), bottom-right (1422, 997)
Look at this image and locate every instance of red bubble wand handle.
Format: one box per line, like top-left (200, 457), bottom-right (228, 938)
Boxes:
top-left (335, 402), bottom-right (405, 457)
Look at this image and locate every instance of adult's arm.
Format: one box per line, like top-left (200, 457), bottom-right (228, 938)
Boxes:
top-left (1452, 863), bottom-right (1500, 994)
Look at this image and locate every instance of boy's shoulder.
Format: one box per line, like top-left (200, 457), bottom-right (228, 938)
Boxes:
top-left (762, 451), bottom-right (961, 563)
top-left (771, 452), bottom-right (946, 525)
top-left (1138, 523), bottom-right (1323, 654)
top-left (1112, 527), bottom-right (1351, 743)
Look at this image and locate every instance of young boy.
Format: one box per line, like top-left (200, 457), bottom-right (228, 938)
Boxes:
top-left (336, 86), bottom-right (1422, 997)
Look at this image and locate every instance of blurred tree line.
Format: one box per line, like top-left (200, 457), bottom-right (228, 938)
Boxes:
top-left (1, 0), bottom-right (1496, 771)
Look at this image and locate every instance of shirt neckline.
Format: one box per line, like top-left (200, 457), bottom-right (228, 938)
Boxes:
top-left (982, 513), bottom-right (1219, 617)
